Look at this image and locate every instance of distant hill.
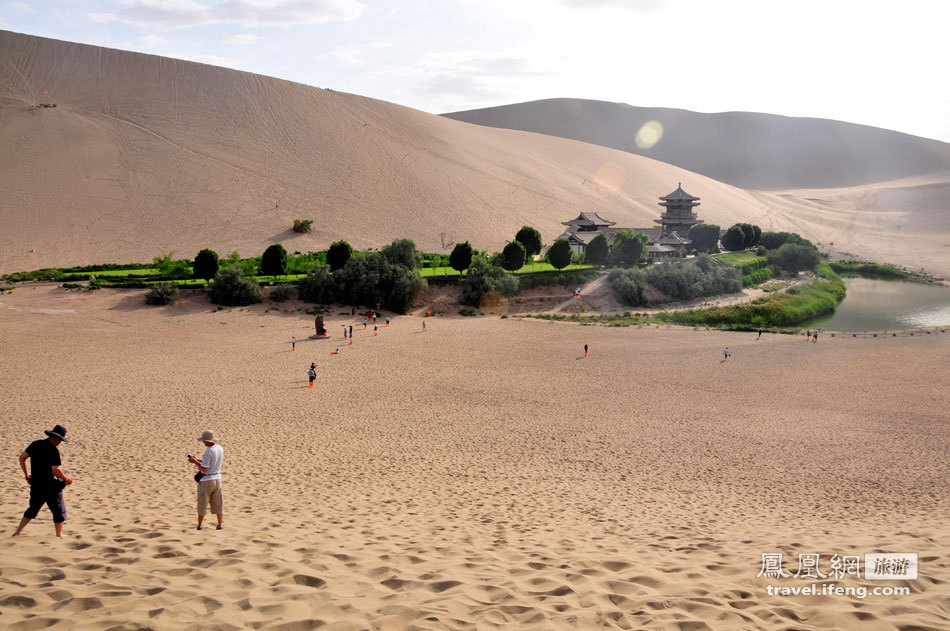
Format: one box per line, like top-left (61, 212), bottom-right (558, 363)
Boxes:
top-left (1, 32), bottom-right (948, 277)
top-left (442, 98), bottom-right (950, 190)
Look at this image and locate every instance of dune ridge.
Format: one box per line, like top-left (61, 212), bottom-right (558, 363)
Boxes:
top-left (3, 30), bottom-right (949, 278)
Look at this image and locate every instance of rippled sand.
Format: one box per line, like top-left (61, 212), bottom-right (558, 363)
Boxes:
top-left (1, 285), bottom-right (948, 630)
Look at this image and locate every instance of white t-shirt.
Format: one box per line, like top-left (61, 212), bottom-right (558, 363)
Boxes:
top-left (201, 444), bottom-right (223, 480)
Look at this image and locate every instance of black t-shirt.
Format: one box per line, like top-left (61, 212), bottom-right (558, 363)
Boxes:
top-left (25, 439), bottom-right (61, 487)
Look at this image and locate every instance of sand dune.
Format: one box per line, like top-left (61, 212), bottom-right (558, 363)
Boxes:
top-left (443, 98), bottom-right (950, 190)
top-left (1, 285), bottom-right (948, 630)
top-left (3, 30), bottom-right (949, 278)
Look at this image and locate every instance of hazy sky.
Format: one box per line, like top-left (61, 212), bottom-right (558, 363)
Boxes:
top-left (3, 0), bottom-right (948, 142)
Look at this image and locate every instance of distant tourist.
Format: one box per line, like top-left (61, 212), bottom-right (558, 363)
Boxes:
top-left (291, 336), bottom-right (296, 351)
top-left (386, 316), bottom-right (391, 326)
top-left (723, 347), bottom-right (730, 360)
top-left (584, 344), bottom-right (588, 357)
top-left (189, 430), bottom-right (224, 530)
top-left (757, 329), bottom-right (762, 339)
top-left (308, 365), bottom-right (316, 387)
top-left (806, 330), bottom-right (811, 341)
top-left (12, 425), bottom-right (73, 538)
top-left (813, 331), bottom-right (819, 343)
top-left (422, 320), bottom-right (427, 332)
top-left (349, 325), bottom-right (353, 339)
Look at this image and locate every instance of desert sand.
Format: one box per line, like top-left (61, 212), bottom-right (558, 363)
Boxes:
top-left (1, 284), bottom-right (948, 631)
top-left (3, 30), bottom-right (950, 278)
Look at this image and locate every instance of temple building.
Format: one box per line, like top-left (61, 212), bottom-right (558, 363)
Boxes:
top-left (555, 184), bottom-right (702, 260)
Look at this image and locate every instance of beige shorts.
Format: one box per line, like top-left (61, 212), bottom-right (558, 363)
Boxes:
top-left (197, 479), bottom-right (223, 516)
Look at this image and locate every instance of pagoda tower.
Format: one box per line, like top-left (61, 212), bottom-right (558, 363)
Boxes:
top-left (655, 183), bottom-right (702, 236)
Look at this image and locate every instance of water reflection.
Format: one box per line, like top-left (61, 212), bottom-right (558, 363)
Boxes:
top-left (805, 278), bottom-right (950, 331)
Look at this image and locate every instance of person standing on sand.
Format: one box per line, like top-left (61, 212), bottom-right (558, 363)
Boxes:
top-left (189, 430), bottom-right (223, 530)
top-left (349, 325), bottom-right (353, 339)
top-left (12, 425), bottom-right (73, 538)
top-left (723, 347), bottom-right (730, 360)
top-left (757, 329), bottom-right (762, 339)
top-left (813, 331), bottom-right (819, 343)
top-left (291, 336), bottom-right (296, 351)
top-left (422, 320), bottom-right (427, 332)
top-left (806, 330), bottom-right (811, 341)
top-left (584, 344), bottom-right (588, 357)
top-left (308, 364), bottom-right (316, 387)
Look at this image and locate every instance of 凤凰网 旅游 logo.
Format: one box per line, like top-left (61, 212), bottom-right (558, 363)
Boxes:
top-left (865, 553), bottom-right (917, 580)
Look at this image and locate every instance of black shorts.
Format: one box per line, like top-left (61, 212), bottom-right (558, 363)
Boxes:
top-left (25, 484), bottom-right (66, 523)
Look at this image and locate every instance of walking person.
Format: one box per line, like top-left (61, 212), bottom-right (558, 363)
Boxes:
top-left (757, 328), bottom-right (762, 339)
top-left (12, 425), bottom-right (73, 538)
top-left (349, 325), bottom-right (353, 339)
top-left (386, 316), bottom-right (391, 327)
top-left (291, 336), bottom-right (296, 352)
top-left (584, 344), bottom-right (588, 357)
top-left (308, 363), bottom-right (316, 387)
top-left (805, 330), bottom-right (811, 341)
top-left (422, 320), bottom-right (427, 332)
top-left (813, 331), bottom-right (818, 343)
top-left (189, 430), bottom-right (224, 530)
top-left (723, 347), bottom-right (730, 360)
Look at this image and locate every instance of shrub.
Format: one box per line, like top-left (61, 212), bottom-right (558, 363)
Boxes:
top-left (688, 223), bottom-right (720, 253)
top-left (461, 258), bottom-right (519, 306)
top-left (608, 268), bottom-right (645, 306)
top-left (335, 251), bottom-right (426, 313)
top-left (752, 225), bottom-right (762, 246)
top-left (326, 241), bottom-right (353, 271)
top-left (547, 239), bottom-right (574, 270)
top-left (145, 282), bottom-right (179, 305)
top-left (292, 219), bottom-right (313, 233)
top-left (768, 243), bottom-right (820, 275)
top-left (721, 225), bottom-right (746, 251)
top-left (298, 265), bottom-right (337, 303)
top-left (153, 252), bottom-right (190, 280)
top-left (382, 238), bottom-right (421, 270)
top-left (586, 233), bottom-right (609, 265)
top-left (449, 241), bottom-right (473, 275)
top-left (269, 284), bottom-right (295, 302)
top-left (515, 226), bottom-right (543, 258)
top-left (645, 257), bottom-right (741, 300)
top-left (261, 244), bottom-right (288, 278)
top-left (759, 231), bottom-right (789, 250)
top-left (609, 230), bottom-right (648, 267)
top-left (193, 249), bottom-right (219, 280)
top-left (501, 241), bottom-right (526, 271)
top-left (209, 265), bottom-right (263, 306)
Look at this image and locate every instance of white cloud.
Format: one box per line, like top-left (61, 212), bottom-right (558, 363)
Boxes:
top-left (224, 33), bottom-right (260, 44)
top-left (110, 0), bottom-right (365, 29)
top-left (135, 34), bottom-right (167, 47)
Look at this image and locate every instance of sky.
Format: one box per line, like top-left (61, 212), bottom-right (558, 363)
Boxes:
top-left (2, 0), bottom-right (949, 143)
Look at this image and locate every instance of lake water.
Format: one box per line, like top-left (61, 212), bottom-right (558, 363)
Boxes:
top-left (804, 278), bottom-right (950, 331)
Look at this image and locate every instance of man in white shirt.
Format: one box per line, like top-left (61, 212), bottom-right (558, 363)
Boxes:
top-left (188, 430), bottom-right (224, 530)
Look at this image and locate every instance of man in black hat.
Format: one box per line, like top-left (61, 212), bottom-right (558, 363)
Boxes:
top-left (12, 425), bottom-right (73, 538)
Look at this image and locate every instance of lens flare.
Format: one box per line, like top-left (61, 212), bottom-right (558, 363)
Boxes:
top-left (635, 120), bottom-right (664, 149)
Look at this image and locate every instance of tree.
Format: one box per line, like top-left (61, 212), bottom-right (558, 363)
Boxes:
top-left (752, 225), bottom-right (762, 246)
top-left (298, 265), bottom-right (337, 304)
top-left (687, 223), bottom-right (720, 254)
top-left (382, 238), bottom-right (420, 270)
top-left (193, 249), bottom-right (219, 280)
top-left (261, 244), bottom-right (288, 278)
top-left (586, 233), bottom-right (609, 265)
top-left (768, 243), bottom-right (820, 275)
top-left (721, 224), bottom-right (747, 251)
top-left (514, 226), bottom-right (543, 259)
top-left (153, 251), bottom-right (190, 280)
top-left (738, 223), bottom-right (756, 248)
top-left (547, 239), bottom-right (574, 270)
top-left (501, 241), bottom-right (526, 271)
top-left (209, 266), bottom-right (263, 306)
top-left (760, 231), bottom-right (789, 250)
top-left (449, 241), bottom-right (473, 275)
top-left (327, 241), bottom-right (353, 271)
top-left (461, 258), bottom-right (519, 306)
top-left (610, 229), bottom-right (648, 266)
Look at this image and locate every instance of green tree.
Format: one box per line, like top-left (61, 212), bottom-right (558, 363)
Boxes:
top-left (768, 243), bottom-right (820, 275)
top-left (193, 248), bottom-right (219, 280)
top-left (608, 268), bottom-right (644, 306)
top-left (760, 231), bottom-right (789, 250)
top-left (515, 226), bottom-right (543, 258)
top-left (382, 238), bottom-right (420, 270)
top-left (721, 225), bottom-right (747, 251)
top-left (752, 225), bottom-right (762, 246)
top-left (687, 223), bottom-right (720, 254)
top-left (449, 241), bottom-right (473, 275)
top-left (547, 239), bottom-right (574, 270)
top-left (261, 244), bottom-right (288, 278)
top-left (209, 266), bottom-right (263, 306)
top-left (153, 251), bottom-right (190, 280)
top-left (326, 240), bottom-right (353, 271)
top-left (298, 265), bottom-right (337, 304)
top-left (610, 229), bottom-right (648, 266)
top-left (737, 223), bottom-right (756, 248)
top-left (586, 233), bottom-right (609, 265)
top-left (501, 241), bottom-right (526, 271)
top-left (461, 258), bottom-right (519, 306)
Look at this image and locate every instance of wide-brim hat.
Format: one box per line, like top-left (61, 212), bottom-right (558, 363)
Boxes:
top-left (197, 429), bottom-right (218, 443)
top-left (45, 424), bottom-right (69, 443)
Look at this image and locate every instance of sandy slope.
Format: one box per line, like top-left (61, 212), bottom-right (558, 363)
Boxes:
top-left (1, 285), bottom-right (948, 630)
top-left (443, 98), bottom-right (950, 190)
top-left (3, 30), bottom-right (949, 279)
